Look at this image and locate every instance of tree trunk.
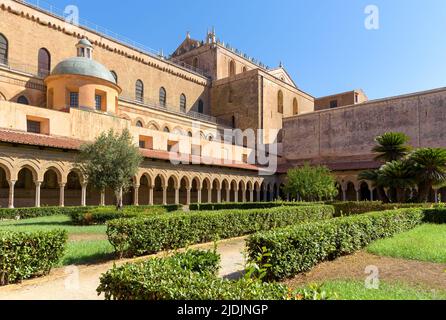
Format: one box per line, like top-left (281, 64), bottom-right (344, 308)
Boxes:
top-left (417, 181), bottom-right (432, 203)
top-left (115, 187), bottom-right (124, 210)
top-left (377, 186), bottom-right (390, 203)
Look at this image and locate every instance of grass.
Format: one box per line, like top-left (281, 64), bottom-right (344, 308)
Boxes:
top-left (318, 280), bottom-right (446, 300)
top-left (367, 224), bottom-right (446, 263)
top-left (0, 215), bottom-right (112, 266)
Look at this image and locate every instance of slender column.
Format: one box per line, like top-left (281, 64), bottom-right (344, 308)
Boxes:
top-left (256, 190), bottom-right (261, 202)
top-left (342, 188), bottom-right (347, 201)
top-left (175, 187), bottom-right (180, 205)
top-left (100, 189), bottom-right (106, 206)
top-left (186, 188), bottom-right (191, 205)
top-left (133, 184), bottom-right (140, 206)
top-left (81, 183), bottom-right (87, 207)
top-left (217, 188), bottom-right (222, 203)
top-left (356, 189), bottom-right (360, 202)
top-left (263, 189), bottom-right (268, 202)
top-left (225, 188), bottom-right (230, 202)
top-left (370, 188), bottom-right (374, 201)
top-left (162, 187), bottom-right (167, 205)
top-left (241, 188), bottom-right (246, 203)
top-left (197, 188), bottom-right (202, 204)
top-left (8, 180), bottom-right (16, 209)
top-left (59, 183), bottom-right (65, 207)
top-left (434, 189), bottom-right (439, 204)
top-left (35, 181), bottom-right (42, 208)
top-left (208, 188), bottom-right (212, 203)
top-left (234, 188), bottom-right (239, 203)
top-left (249, 189), bottom-right (254, 202)
top-left (148, 186), bottom-right (154, 205)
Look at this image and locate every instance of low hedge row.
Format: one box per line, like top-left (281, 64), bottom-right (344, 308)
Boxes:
top-left (329, 201), bottom-right (435, 217)
top-left (247, 208), bottom-right (446, 281)
top-left (0, 230), bottom-right (67, 286)
top-left (189, 202), bottom-right (320, 211)
top-left (0, 204), bottom-right (181, 221)
top-left (69, 205), bottom-right (181, 225)
top-left (97, 250), bottom-right (330, 300)
top-left (107, 205), bottom-right (335, 257)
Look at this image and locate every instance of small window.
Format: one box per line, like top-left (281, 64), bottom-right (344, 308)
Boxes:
top-left (293, 98), bottom-right (298, 115)
top-left (198, 100), bottom-right (204, 114)
top-left (136, 80), bottom-right (144, 102)
top-left (70, 92), bottom-right (79, 108)
top-left (242, 66), bottom-right (247, 73)
top-left (330, 100), bottom-right (338, 109)
top-left (180, 94), bottom-right (186, 113)
top-left (136, 121), bottom-right (143, 128)
top-left (159, 87), bottom-right (166, 107)
top-left (187, 131), bottom-right (193, 138)
top-left (277, 90), bottom-right (284, 113)
top-left (355, 94), bottom-right (359, 104)
top-left (38, 48), bottom-right (51, 78)
top-left (0, 34), bottom-right (8, 65)
top-left (139, 140), bottom-right (145, 149)
top-left (229, 60), bottom-right (236, 77)
top-left (163, 127), bottom-right (170, 133)
top-left (27, 120), bottom-right (41, 134)
top-left (111, 71), bottom-right (118, 83)
top-left (95, 95), bottom-right (102, 111)
top-left (17, 96), bottom-right (29, 105)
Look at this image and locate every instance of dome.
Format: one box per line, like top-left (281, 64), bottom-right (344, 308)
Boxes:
top-left (77, 38), bottom-right (93, 48)
top-left (51, 57), bottom-right (117, 84)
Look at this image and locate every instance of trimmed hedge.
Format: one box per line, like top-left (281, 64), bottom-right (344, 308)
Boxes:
top-left (328, 201), bottom-right (436, 217)
top-left (189, 202), bottom-right (321, 211)
top-left (107, 205), bottom-right (335, 257)
top-left (69, 205), bottom-right (181, 225)
top-left (0, 230), bottom-right (67, 286)
top-left (246, 208), bottom-right (446, 281)
top-left (97, 250), bottom-right (329, 300)
top-left (0, 204), bottom-right (181, 221)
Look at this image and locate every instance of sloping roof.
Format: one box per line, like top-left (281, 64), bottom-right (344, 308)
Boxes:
top-left (0, 129), bottom-right (261, 172)
top-left (268, 67), bottom-right (297, 88)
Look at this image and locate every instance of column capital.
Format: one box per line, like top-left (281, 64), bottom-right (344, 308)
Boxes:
top-left (59, 182), bottom-right (66, 188)
top-left (8, 180), bottom-right (17, 187)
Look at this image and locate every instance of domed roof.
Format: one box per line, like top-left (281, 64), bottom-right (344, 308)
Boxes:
top-left (77, 38), bottom-right (93, 48)
top-left (51, 57), bottom-right (117, 84)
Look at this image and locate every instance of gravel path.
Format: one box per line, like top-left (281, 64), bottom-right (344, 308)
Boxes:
top-left (0, 237), bottom-right (247, 300)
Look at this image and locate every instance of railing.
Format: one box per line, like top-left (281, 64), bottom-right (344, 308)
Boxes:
top-left (119, 94), bottom-right (233, 128)
top-left (16, 0), bottom-right (209, 77)
top-left (0, 57), bottom-right (49, 78)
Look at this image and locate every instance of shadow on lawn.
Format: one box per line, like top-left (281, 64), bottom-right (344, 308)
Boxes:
top-left (61, 252), bottom-right (117, 267)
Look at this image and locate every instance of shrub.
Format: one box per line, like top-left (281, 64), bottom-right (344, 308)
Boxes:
top-left (107, 205), bottom-right (334, 257)
top-left (247, 208), bottom-right (430, 281)
top-left (69, 205), bottom-right (180, 225)
top-left (0, 206), bottom-right (96, 220)
top-left (189, 202), bottom-right (320, 211)
top-left (328, 201), bottom-right (434, 217)
top-left (97, 250), bottom-right (332, 300)
top-left (0, 230), bottom-right (67, 286)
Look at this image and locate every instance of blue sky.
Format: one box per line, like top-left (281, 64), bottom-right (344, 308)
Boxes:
top-left (39, 0), bottom-right (446, 99)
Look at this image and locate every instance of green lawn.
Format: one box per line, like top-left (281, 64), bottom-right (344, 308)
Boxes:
top-left (319, 280), bottom-right (446, 300)
top-left (0, 215), bottom-right (113, 266)
top-left (367, 224), bottom-right (446, 263)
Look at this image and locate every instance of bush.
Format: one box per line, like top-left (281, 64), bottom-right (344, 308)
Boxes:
top-left (69, 205), bottom-right (180, 225)
top-left (0, 230), bottom-right (67, 285)
top-left (0, 206), bottom-right (96, 220)
top-left (107, 205), bottom-right (334, 257)
top-left (247, 208), bottom-right (430, 281)
top-left (189, 202), bottom-right (320, 211)
top-left (328, 201), bottom-right (435, 217)
top-left (97, 250), bottom-right (331, 300)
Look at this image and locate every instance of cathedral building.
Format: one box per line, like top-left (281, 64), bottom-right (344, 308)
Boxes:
top-left (1, 0), bottom-right (445, 208)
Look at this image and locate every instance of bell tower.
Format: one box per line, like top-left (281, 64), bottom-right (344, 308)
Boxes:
top-left (76, 38), bottom-right (94, 59)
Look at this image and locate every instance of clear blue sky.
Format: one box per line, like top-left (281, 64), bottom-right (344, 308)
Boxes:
top-left (40, 0), bottom-right (446, 99)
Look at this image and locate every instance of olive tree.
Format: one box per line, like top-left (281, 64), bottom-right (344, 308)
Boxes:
top-left (77, 129), bottom-right (143, 209)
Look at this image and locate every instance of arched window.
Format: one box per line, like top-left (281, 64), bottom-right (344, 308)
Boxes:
top-left (293, 98), bottom-right (298, 115)
top-left (187, 131), bottom-right (193, 137)
top-left (277, 90), bottom-right (284, 114)
top-left (159, 87), bottom-right (166, 107)
top-left (242, 66), bottom-right (247, 73)
top-left (180, 94), bottom-right (186, 113)
top-left (198, 99), bottom-right (204, 114)
top-left (193, 57), bottom-right (199, 69)
top-left (38, 48), bottom-right (51, 77)
top-left (135, 80), bottom-right (144, 102)
top-left (229, 60), bottom-right (236, 77)
top-left (163, 126), bottom-right (170, 133)
top-left (0, 34), bottom-right (8, 65)
top-left (17, 95), bottom-right (29, 105)
top-left (110, 71), bottom-right (118, 83)
top-left (136, 120), bottom-right (143, 128)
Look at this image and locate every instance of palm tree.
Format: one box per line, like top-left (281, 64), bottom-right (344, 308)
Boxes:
top-left (409, 148), bottom-right (446, 202)
top-left (378, 160), bottom-right (416, 203)
top-left (358, 169), bottom-right (389, 203)
top-left (373, 132), bottom-right (412, 162)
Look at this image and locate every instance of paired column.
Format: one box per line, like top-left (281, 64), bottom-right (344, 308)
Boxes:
top-left (225, 188), bottom-right (230, 202)
top-left (175, 187), bottom-right (180, 205)
top-left (217, 188), bottom-right (222, 203)
top-left (249, 189), bottom-right (254, 202)
top-left (342, 188), bottom-right (347, 201)
top-left (208, 188), bottom-right (212, 203)
top-left (197, 188), bottom-right (202, 204)
top-left (186, 188), bottom-right (191, 205)
top-left (162, 187), bottom-right (167, 205)
top-left (148, 186), bottom-right (154, 205)
top-left (81, 183), bottom-right (87, 207)
top-left (35, 181), bottom-right (42, 208)
top-left (8, 180), bottom-right (16, 209)
top-left (133, 184), bottom-right (140, 206)
top-left (234, 188), bottom-right (239, 202)
top-left (59, 183), bottom-right (65, 207)
top-left (256, 190), bottom-right (261, 203)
